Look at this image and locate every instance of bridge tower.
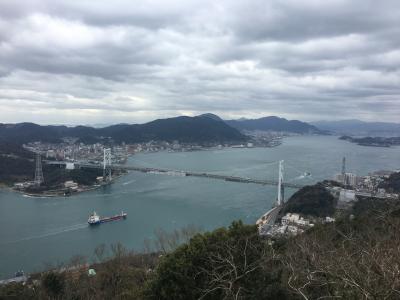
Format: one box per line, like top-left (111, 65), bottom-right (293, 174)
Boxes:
top-left (34, 152), bottom-right (44, 186)
top-left (103, 148), bottom-right (112, 182)
top-left (341, 157), bottom-right (346, 185)
top-left (277, 160), bottom-right (284, 205)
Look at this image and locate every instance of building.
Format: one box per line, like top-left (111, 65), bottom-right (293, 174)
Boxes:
top-left (334, 172), bottom-right (358, 186)
top-left (66, 162), bottom-right (75, 170)
top-left (345, 173), bottom-right (357, 186)
top-left (334, 173), bottom-right (342, 183)
top-left (46, 149), bottom-right (56, 158)
top-left (14, 182), bottom-right (35, 189)
top-left (64, 181), bottom-right (78, 190)
top-left (281, 213), bottom-right (300, 225)
top-left (377, 188), bottom-right (386, 197)
top-left (339, 189), bottom-right (356, 202)
top-left (325, 216), bottom-right (335, 223)
top-left (0, 271), bottom-right (27, 286)
top-left (172, 142), bottom-right (181, 150)
top-left (281, 213), bottom-right (313, 227)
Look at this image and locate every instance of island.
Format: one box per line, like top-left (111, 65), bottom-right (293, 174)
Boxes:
top-left (339, 135), bottom-right (400, 147)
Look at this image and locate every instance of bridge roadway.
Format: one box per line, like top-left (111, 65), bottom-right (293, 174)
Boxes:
top-left (52, 161), bottom-right (304, 189)
top-left (256, 205), bottom-right (282, 227)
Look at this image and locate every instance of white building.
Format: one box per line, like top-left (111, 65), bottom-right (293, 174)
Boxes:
top-left (46, 150), bottom-right (56, 158)
top-left (339, 189), bottom-right (356, 202)
top-left (325, 216), bottom-right (335, 223)
top-left (281, 213), bottom-right (300, 225)
top-left (334, 172), bottom-right (358, 186)
top-left (64, 181), bottom-right (78, 189)
top-left (345, 173), bottom-right (357, 186)
top-left (281, 213), bottom-right (312, 227)
top-left (66, 162), bottom-right (75, 170)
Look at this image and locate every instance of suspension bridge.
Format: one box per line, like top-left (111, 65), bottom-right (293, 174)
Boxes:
top-left (44, 149), bottom-right (313, 232)
top-left (83, 163), bottom-right (304, 189)
top-left (46, 149), bottom-right (308, 190)
top-left (46, 149), bottom-right (312, 205)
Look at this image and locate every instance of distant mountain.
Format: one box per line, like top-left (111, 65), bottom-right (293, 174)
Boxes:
top-left (98, 115), bottom-right (246, 143)
top-left (311, 120), bottom-right (400, 136)
top-left (0, 115), bottom-right (246, 145)
top-left (225, 116), bottom-right (324, 134)
top-left (0, 123), bottom-right (63, 144)
top-left (198, 113), bottom-right (224, 122)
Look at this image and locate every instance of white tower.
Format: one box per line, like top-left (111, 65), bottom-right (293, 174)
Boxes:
top-left (277, 160), bottom-right (284, 206)
top-left (103, 148), bottom-right (112, 182)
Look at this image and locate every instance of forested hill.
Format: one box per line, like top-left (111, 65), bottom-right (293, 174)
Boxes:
top-left (281, 183), bottom-right (336, 217)
top-left (379, 172), bottom-right (400, 193)
top-left (0, 115), bottom-right (247, 144)
top-left (225, 116), bottom-right (325, 134)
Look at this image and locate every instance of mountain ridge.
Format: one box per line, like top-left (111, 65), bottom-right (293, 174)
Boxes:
top-left (225, 116), bottom-right (324, 134)
top-left (0, 115), bottom-right (246, 144)
top-left (0, 114), bottom-right (326, 144)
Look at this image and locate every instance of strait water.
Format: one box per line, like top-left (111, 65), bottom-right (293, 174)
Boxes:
top-left (0, 136), bottom-right (399, 278)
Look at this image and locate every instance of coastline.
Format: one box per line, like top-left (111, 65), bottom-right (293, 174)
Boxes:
top-left (2, 141), bottom-right (283, 198)
top-left (1, 135), bottom-right (399, 279)
top-left (9, 173), bottom-right (127, 198)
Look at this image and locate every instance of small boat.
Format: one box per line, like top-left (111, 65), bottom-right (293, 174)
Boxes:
top-left (15, 270), bottom-right (25, 278)
top-left (88, 211), bottom-right (127, 225)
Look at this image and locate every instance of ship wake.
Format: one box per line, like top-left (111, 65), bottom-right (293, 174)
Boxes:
top-left (0, 223), bottom-right (88, 245)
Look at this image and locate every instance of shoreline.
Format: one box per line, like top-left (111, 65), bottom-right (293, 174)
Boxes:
top-left (135, 142), bottom-right (283, 155)
top-left (0, 135), bottom-right (399, 280)
top-left (8, 173), bottom-right (127, 198)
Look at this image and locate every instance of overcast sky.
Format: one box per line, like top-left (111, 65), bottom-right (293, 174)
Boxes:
top-left (0, 0), bottom-right (399, 125)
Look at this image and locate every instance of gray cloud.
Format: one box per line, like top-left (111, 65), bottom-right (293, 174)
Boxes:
top-left (0, 0), bottom-right (399, 124)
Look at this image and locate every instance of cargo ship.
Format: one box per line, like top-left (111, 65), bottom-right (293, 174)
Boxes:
top-left (88, 211), bottom-right (127, 225)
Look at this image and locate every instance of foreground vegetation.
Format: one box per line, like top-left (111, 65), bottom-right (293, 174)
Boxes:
top-left (1, 196), bottom-right (400, 300)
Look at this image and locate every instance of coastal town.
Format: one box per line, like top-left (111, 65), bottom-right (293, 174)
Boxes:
top-left (258, 165), bottom-right (400, 237)
top-left (22, 133), bottom-right (283, 162)
top-left (9, 134), bottom-right (282, 197)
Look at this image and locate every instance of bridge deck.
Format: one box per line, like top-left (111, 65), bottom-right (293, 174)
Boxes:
top-left (62, 162), bottom-right (304, 189)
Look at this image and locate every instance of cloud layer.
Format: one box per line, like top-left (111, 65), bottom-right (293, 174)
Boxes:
top-left (0, 0), bottom-right (399, 124)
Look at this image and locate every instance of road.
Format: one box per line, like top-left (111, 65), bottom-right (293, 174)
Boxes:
top-left (256, 205), bottom-right (282, 227)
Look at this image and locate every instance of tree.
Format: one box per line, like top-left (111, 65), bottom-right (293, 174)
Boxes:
top-left (282, 205), bottom-right (400, 299)
top-left (147, 221), bottom-right (290, 300)
top-left (282, 183), bottom-right (336, 217)
top-left (41, 271), bottom-right (65, 298)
